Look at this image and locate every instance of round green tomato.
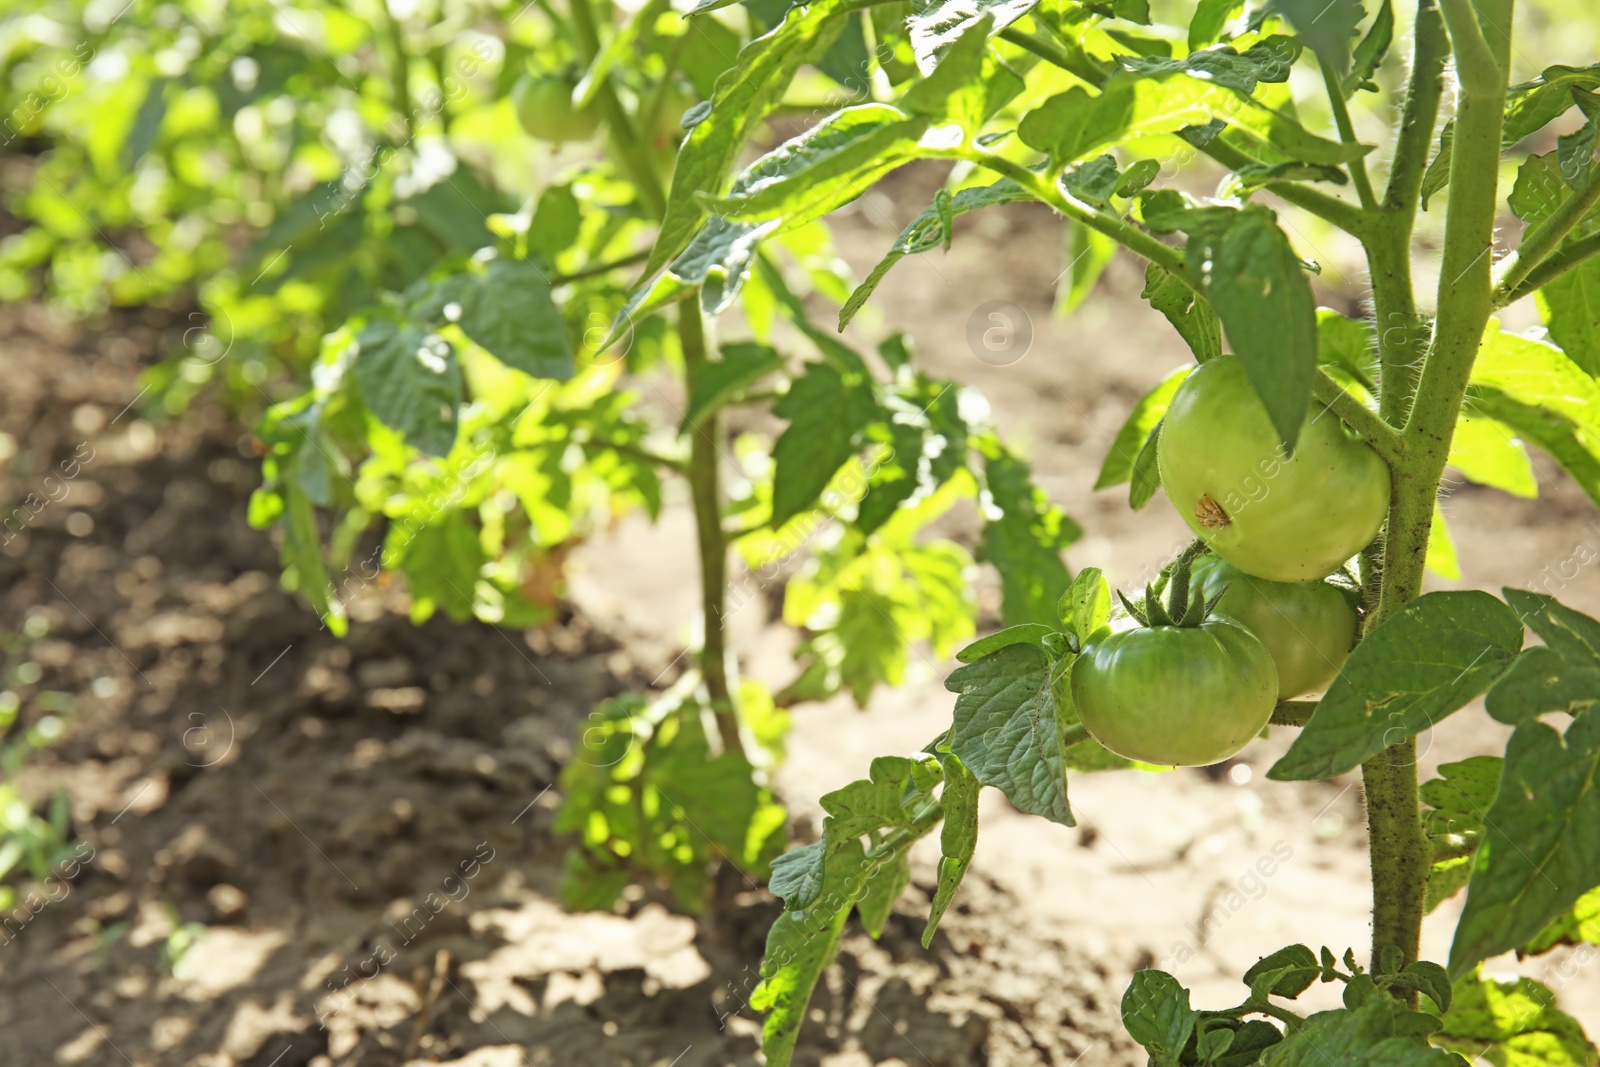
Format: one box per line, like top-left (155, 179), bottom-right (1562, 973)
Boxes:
top-left (1071, 619), bottom-right (1277, 767)
top-left (1191, 556), bottom-right (1357, 699)
top-left (512, 75), bottom-right (602, 144)
top-left (1157, 356), bottom-right (1390, 582)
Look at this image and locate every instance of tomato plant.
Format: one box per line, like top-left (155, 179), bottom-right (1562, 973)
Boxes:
top-left (627, 0), bottom-right (1600, 1061)
top-left (1191, 555), bottom-right (1359, 699)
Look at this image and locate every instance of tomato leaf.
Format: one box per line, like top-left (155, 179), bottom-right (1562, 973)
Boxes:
top-left (1448, 710), bottom-right (1600, 975)
top-left (975, 438), bottom-right (1080, 626)
top-left (1273, 0), bottom-right (1362, 78)
top-left (1254, 997), bottom-right (1454, 1066)
top-left (770, 361), bottom-right (882, 527)
top-left (767, 841), bottom-right (825, 910)
top-left (1096, 366), bottom-right (1191, 490)
top-left (1487, 591), bottom-right (1600, 723)
top-left (923, 752), bottom-right (979, 946)
top-left (1187, 0), bottom-right (1244, 50)
top-left (1121, 970), bottom-right (1199, 1067)
top-left (1421, 756), bottom-right (1502, 913)
top-left (1434, 969), bottom-right (1597, 1066)
top-left (840, 179), bottom-right (1031, 330)
top-left (900, 15), bottom-right (1024, 131)
top-left (905, 0), bottom-right (1037, 72)
top-left (646, 0), bottom-right (853, 278)
top-left (1447, 414), bottom-right (1538, 498)
top-left (955, 623), bottom-right (1055, 663)
top-left (1188, 205), bottom-right (1319, 450)
top-left (1141, 263), bottom-right (1222, 363)
top-left (1243, 944), bottom-right (1320, 1000)
top-left (1316, 308), bottom-right (1378, 393)
top-left (354, 321), bottom-right (462, 457)
top-left (1268, 591), bottom-right (1524, 782)
top-left (455, 258), bottom-right (574, 381)
top-left (681, 341), bottom-right (785, 431)
top-left (945, 642), bottom-right (1074, 825)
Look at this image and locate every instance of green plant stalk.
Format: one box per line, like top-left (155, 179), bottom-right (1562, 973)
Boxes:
top-left (384, 4), bottom-right (414, 140)
top-left (567, 0), bottom-right (668, 219)
top-left (1359, 0), bottom-right (1513, 983)
top-left (1314, 371), bottom-right (1404, 463)
top-left (1500, 228), bottom-right (1600, 305)
top-left (679, 303), bottom-right (744, 759)
top-left (1494, 159), bottom-right (1600, 299)
top-left (1320, 63), bottom-right (1378, 211)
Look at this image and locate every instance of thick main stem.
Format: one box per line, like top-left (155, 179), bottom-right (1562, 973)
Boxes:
top-left (1359, 0), bottom-right (1513, 979)
top-left (679, 304), bottom-right (744, 758)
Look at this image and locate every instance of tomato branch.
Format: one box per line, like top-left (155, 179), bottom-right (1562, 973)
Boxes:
top-left (1319, 64), bottom-right (1378, 212)
top-left (1382, 1), bottom-right (1449, 218)
top-left (548, 249), bottom-right (653, 286)
top-left (1498, 229), bottom-right (1600, 306)
top-left (959, 150), bottom-right (1192, 286)
top-left (1313, 372), bottom-right (1405, 465)
top-left (1492, 159), bottom-right (1600, 303)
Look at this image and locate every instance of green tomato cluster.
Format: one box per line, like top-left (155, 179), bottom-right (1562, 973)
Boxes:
top-left (1071, 356), bottom-right (1383, 768)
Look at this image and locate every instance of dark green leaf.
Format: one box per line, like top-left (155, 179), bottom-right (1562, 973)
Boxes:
top-left (1058, 567), bottom-right (1111, 645)
top-left (1119, 37), bottom-right (1300, 95)
top-left (355, 321), bottom-right (462, 457)
top-left (1142, 262), bottom-right (1222, 363)
top-left (1524, 885), bottom-right (1600, 953)
top-left (1062, 154), bottom-right (1123, 207)
top-left (1449, 711), bottom-right (1600, 975)
top-left (856, 849), bottom-right (911, 937)
top-left (1392, 960), bottom-right (1452, 1013)
top-left (924, 753), bottom-right (979, 946)
top-left (945, 642), bottom-right (1073, 825)
top-left (1487, 590), bottom-right (1600, 722)
top-left (817, 12), bottom-right (872, 93)
top-left (682, 341), bottom-right (785, 431)
top-left (770, 361), bottom-right (882, 527)
top-left (1255, 997), bottom-right (1456, 1067)
top-left (1129, 417), bottom-right (1165, 510)
top-left (1122, 970), bottom-right (1199, 1067)
top-left (856, 421), bottom-right (925, 534)
top-left (1243, 944), bottom-right (1320, 1000)
top-left (456, 259), bottom-right (575, 381)
top-left (1095, 367), bottom-right (1191, 489)
top-left (1189, 206), bottom-right (1318, 449)
top-left (397, 511), bottom-right (485, 622)
top-left (1269, 591), bottom-right (1525, 781)
top-left (528, 186), bottom-right (581, 260)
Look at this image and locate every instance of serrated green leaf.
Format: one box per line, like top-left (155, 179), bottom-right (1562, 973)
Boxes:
top-left (856, 421), bottom-right (925, 534)
top-left (1435, 969), bottom-right (1598, 1067)
top-left (1189, 205), bottom-right (1318, 449)
top-left (1129, 416), bottom-right (1165, 510)
top-left (1269, 591), bottom-right (1524, 781)
top-left (1118, 37), bottom-right (1299, 95)
top-left (1525, 885), bottom-right (1600, 954)
top-left (1344, 0), bottom-right (1394, 94)
top-left (456, 259), bottom-right (574, 381)
top-left (901, 14), bottom-right (1023, 131)
top-left (1449, 711), bottom-right (1600, 975)
top-left (1465, 388), bottom-right (1600, 511)
top-left (770, 361), bottom-right (881, 527)
top-left (945, 643), bottom-right (1073, 825)
top-left (1062, 154), bottom-right (1123, 207)
top-left (1096, 367), bottom-right (1191, 490)
top-left (355, 321), bottom-right (462, 457)
top-left (924, 752), bottom-right (978, 946)
top-left (1394, 960), bottom-right (1453, 1014)
top-left (1122, 970), bottom-right (1199, 1067)
top-left (1488, 590), bottom-right (1600, 723)
top-left (1059, 567), bottom-right (1111, 645)
top-left (768, 841), bottom-right (826, 910)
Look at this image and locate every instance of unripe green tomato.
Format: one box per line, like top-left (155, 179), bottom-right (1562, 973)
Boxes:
top-left (1070, 619), bottom-right (1277, 767)
top-left (1191, 556), bottom-right (1358, 699)
top-left (1157, 356), bottom-right (1390, 582)
top-left (512, 74), bottom-right (602, 144)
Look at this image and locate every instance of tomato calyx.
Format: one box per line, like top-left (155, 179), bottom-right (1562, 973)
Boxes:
top-left (1118, 539), bottom-right (1229, 629)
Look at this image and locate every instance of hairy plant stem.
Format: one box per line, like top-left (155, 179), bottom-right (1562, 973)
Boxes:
top-left (1321, 64), bottom-right (1378, 211)
top-left (1500, 229), bottom-right (1600, 305)
top-left (1357, 0), bottom-right (1513, 986)
top-left (679, 304), bottom-right (744, 759)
